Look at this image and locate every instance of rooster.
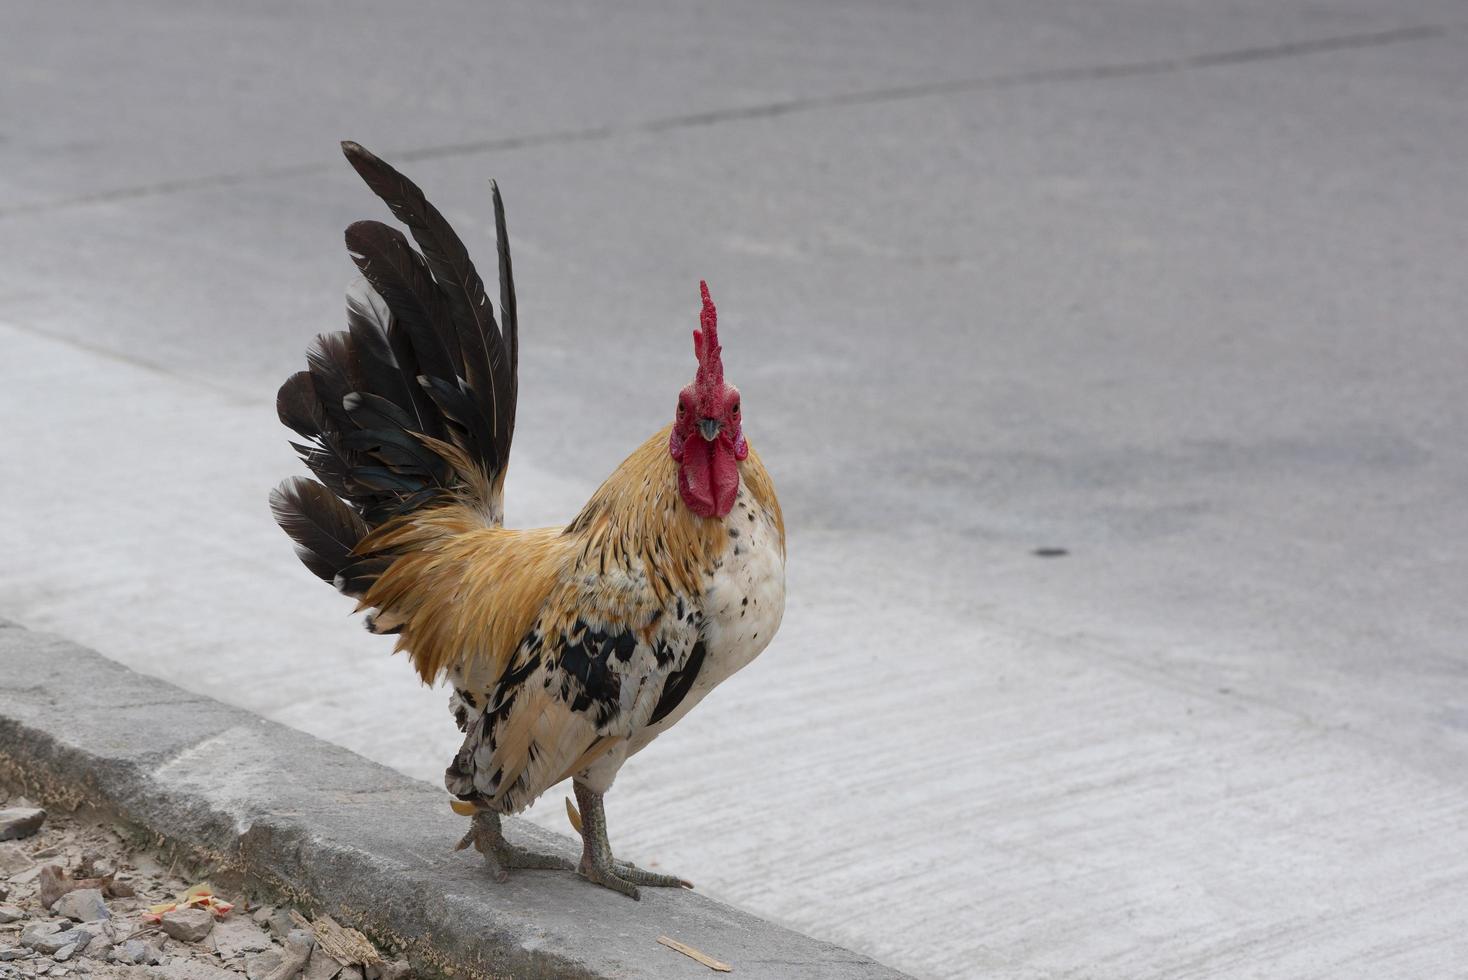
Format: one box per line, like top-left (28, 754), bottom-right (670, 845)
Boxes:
top-left (270, 142), bottom-right (786, 898)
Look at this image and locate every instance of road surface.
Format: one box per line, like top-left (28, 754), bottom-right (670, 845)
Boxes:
top-left (3, 3), bottom-right (1468, 976)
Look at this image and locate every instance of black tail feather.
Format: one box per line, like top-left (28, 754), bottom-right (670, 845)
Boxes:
top-left (272, 142), bottom-right (521, 594)
top-left (305, 332), bottom-right (358, 432)
top-left (342, 141), bottom-right (517, 475)
top-left (276, 371), bottom-right (327, 439)
top-left (345, 279), bottom-right (442, 442)
top-left (336, 556), bottom-right (395, 599)
top-left (344, 220), bottom-right (460, 382)
top-left (269, 477), bottom-right (372, 585)
top-left (491, 180), bottom-right (519, 391)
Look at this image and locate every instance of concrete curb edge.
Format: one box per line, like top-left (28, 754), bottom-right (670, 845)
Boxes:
top-left (0, 619), bottom-right (910, 980)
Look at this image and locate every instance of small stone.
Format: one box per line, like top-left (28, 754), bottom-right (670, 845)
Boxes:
top-left (147, 963), bottom-right (243, 980)
top-left (159, 908), bottom-right (213, 944)
top-left (337, 969), bottom-right (363, 980)
top-left (262, 930), bottom-right (315, 980)
top-left (76, 929), bottom-right (113, 962)
top-left (53, 890), bottom-right (109, 924)
top-left (251, 906), bottom-right (274, 926)
top-left (0, 951), bottom-right (31, 962)
top-left (73, 963), bottom-right (90, 975)
top-left (19, 922), bottom-right (64, 945)
top-left (25, 928), bottom-right (92, 956)
top-left (112, 941), bottom-right (149, 965)
top-left (0, 809), bottom-right (46, 842)
top-left (265, 910), bottom-right (295, 941)
top-left (212, 918), bottom-right (272, 960)
top-left (245, 948), bottom-right (283, 980)
top-left (69, 935), bottom-right (97, 957)
top-left (8, 864), bottom-right (45, 886)
top-left (378, 960), bottom-right (408, 980)
top-left (0, 905), bottom-right (23, 923)
top-left (52, 945), bottom-right (77, 963)
top-left (38, 866), bottom-right (73, 910)
top-left (0, 844), bottom-right (33, 876)
top-left (302, 948), bottom-right (341, 980)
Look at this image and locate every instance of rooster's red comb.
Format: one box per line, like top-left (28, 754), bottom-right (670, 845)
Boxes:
top-left (692, 279), bottom-right (724, 394)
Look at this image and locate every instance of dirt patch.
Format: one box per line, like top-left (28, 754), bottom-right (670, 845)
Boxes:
top-left (0, 788), bottom-right (409, 980)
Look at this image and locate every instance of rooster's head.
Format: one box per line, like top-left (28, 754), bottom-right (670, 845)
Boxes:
top-left (669, 280), bottom-right (746, 519)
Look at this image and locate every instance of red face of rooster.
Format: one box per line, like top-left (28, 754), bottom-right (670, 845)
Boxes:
top-left (669, 281), bottom-right (748, 519)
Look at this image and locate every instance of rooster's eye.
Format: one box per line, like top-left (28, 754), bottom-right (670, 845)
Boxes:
top-left (731, 402), bottom-right (740, 416)
top-left (678, 404), bottom-right (687, 417)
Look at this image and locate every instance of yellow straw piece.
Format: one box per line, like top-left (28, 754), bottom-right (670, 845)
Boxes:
top-left (657, 936), bottom-right (732, 972)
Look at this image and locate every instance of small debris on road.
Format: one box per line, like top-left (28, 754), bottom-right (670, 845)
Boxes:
top-left (144, 882), bottom-right (234, 922)
top-left (657, 935), bottom-right (732, 972)
top-left (287, 914), bottom-right (378, 971)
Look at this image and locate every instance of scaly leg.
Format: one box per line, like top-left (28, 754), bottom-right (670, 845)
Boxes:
top-left (455, 808), bottom-right (573, 883)
top-left (572, 780), bottom-right (692, 899)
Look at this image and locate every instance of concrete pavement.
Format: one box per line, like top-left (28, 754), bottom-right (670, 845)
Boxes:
top-left (4, 3), bottom-right (1468, 977)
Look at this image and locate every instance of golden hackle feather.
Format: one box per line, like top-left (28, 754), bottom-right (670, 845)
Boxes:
top-left (356, 513), bottom-right (567, 684)
top-left (355, 424), bottom-right (782, 687)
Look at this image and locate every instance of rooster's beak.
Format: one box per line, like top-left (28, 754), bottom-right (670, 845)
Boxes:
top-left (698, 418), bottom-right (722, 441)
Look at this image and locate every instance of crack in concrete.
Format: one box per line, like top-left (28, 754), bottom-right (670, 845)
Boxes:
top-left (0, 23), bottom-right (1450, 220)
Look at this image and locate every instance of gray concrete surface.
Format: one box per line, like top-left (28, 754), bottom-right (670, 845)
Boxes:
top-left (0, 620), bottom-right (907, 980)
top-left (4, 3), bottom-right (1468, 978)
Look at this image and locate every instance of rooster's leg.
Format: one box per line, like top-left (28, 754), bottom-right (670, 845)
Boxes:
top-left (455, 809), bottom-right (573, 883)
top-left (571, 780), bottom-right (691, 899)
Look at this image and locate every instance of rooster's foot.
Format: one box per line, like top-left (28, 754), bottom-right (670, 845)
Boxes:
top-left (455, 809), bottom-right (573, 883)
top-left (572, 781), bottom-right (693, 900)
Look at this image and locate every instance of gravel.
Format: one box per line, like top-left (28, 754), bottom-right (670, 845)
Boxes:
top-left (0, 788), bottom-right (414, 980)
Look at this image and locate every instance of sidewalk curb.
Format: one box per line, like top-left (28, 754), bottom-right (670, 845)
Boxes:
top-left (0, 619), bottom-right (909, 980)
